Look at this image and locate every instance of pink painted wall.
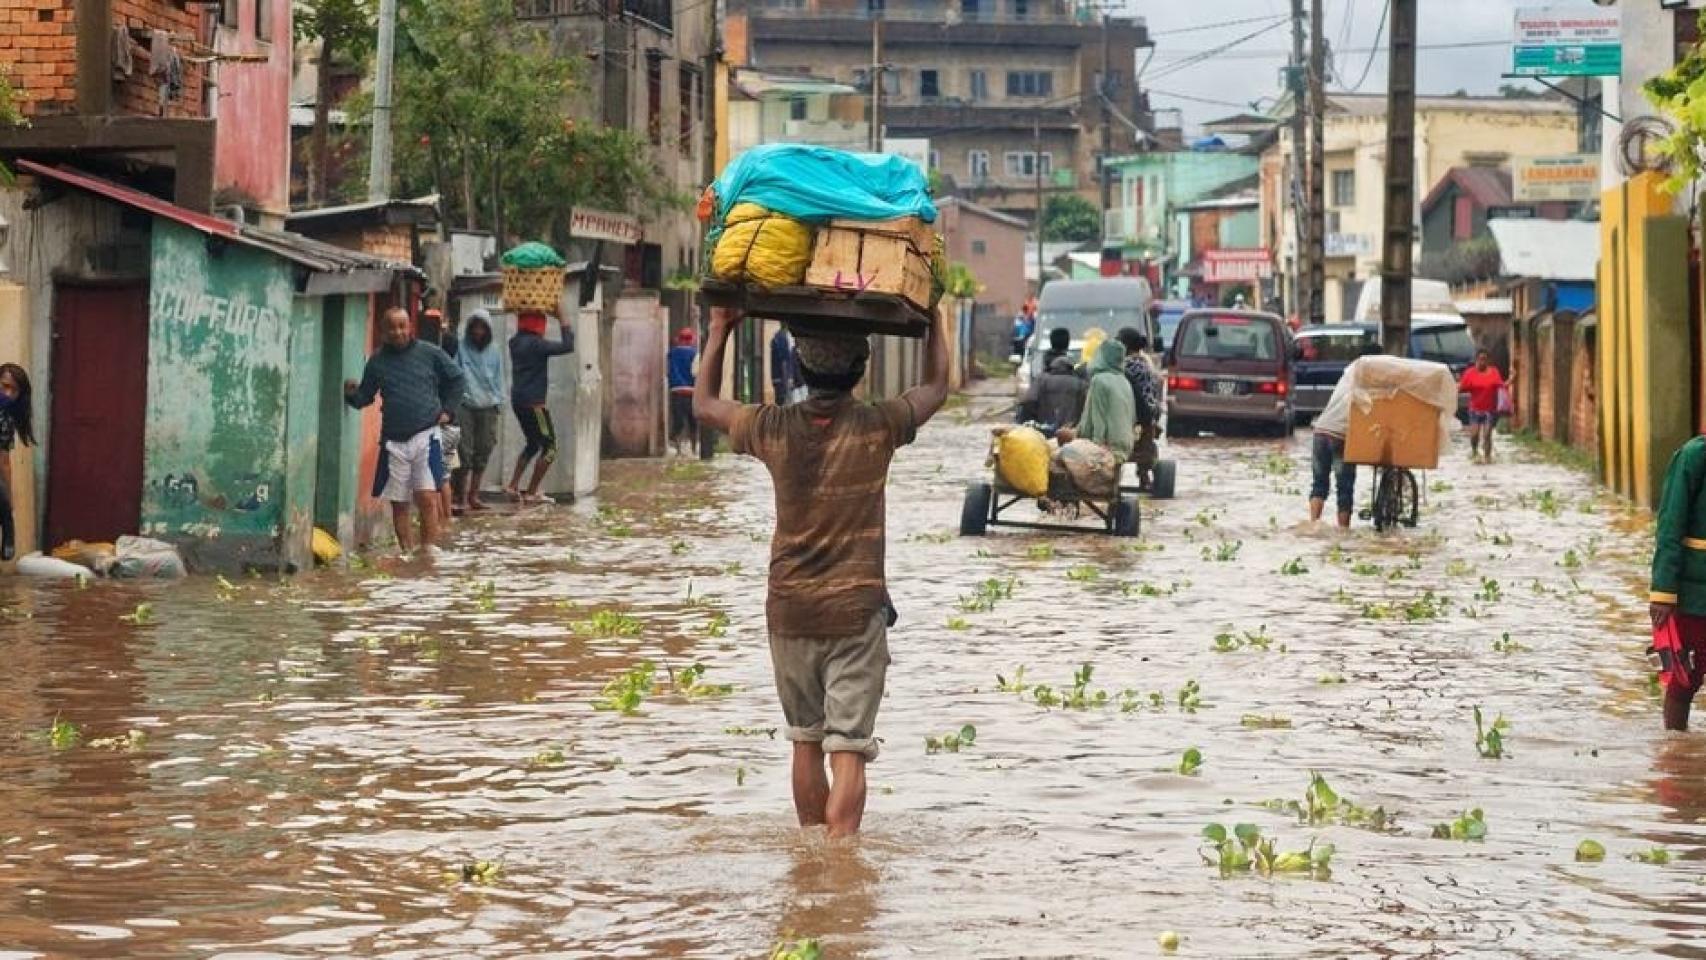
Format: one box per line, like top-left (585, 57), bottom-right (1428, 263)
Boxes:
top-left (211, 0), bottom-right (291, 215)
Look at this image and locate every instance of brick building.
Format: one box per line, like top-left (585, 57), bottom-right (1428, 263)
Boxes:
top-left (0, 0), bottom-right (290, 216)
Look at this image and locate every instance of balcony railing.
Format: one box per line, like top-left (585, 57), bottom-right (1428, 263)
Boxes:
top-left (516, 0), bottom-right (670, 29)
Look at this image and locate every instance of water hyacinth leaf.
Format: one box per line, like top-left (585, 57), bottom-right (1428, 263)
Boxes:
top-left (1202, 823), bottom-right (1227, 844)
top-left (1178, 747), bottom-right (1204, 776)
top-left (1234, 823), bottom-right (1261, 848)
top-left (958, 724), bottom-right (977, 745)
top-left (1575, 839), bottom-right (1606, 862)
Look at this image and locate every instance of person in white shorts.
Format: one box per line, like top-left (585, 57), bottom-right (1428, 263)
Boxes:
top-left (345, 308), bottom-right (465, 552)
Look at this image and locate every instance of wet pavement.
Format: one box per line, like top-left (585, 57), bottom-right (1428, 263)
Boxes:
top-left (0, 386), bottom-right (1696, 959)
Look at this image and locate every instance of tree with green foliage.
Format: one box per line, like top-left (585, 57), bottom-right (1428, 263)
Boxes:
top-left (1041, 194), bottom-right (1100, 242)
top-left (388, 0), bottom-right (679, 244)
top-left (294, 0), bottom-right (376, 205)
top-left (1645, 12), bottom-right (1706, 192)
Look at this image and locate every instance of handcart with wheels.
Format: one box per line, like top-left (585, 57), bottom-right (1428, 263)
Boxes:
top-left (1328, 356), bottom-right (1457, 533)
top-left (961, 430), bottom-right (1140, 538)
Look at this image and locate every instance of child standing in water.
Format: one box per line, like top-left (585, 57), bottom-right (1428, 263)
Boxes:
top-left (0, 365), bottom-right (36, 561)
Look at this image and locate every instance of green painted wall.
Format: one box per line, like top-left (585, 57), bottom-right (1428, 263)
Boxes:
top-left (283, 295), bottom-right (324, 572)
top-left (311, 295), bottom-right (369, 550)
top-left (143, 220), bottom-right (295, 568)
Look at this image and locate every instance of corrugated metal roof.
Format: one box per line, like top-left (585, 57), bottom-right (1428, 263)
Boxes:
top-left (1488, 218), bottom-right (1599, 281)
top-left (19, 161), bottom-right (418, 278)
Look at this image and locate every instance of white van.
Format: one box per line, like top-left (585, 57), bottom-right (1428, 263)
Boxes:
top-left (1015, 278), bottom-right (1156, 395)
top-left (1352, 277), bottom-right (1461, 323)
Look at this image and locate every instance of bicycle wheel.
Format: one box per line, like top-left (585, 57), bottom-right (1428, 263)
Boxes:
top-left (1398, 469), bottom-right (1420, 528)
top-left (1372, 468), bottom-right (1400, 532)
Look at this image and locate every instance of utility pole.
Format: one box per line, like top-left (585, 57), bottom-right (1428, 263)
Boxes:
top-left (1035, 110), bottom-right (1045, 292)
top-left (1307, 0), bottom-right (1325, 323)
top-left (870, 17), bottom-right (884, 151)
top-left (368, 0), bottom-right (397, 201)
top-left (1380, 0), bottom-right (1418, 354)
top-left (1098, 11), bottom-right (1113, 247)
top-left (1288, 0), bottom-right (1311, 325)
top-left (699, 0), bottom-right (721, 460)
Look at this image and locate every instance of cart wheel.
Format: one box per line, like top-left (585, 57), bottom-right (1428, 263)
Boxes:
top-left (1150, 459), bottom-right (1177, 500)
top-left (960, 482), bottom-right (993, 536)
top-left (1112, 496), bottom-right (1141, 537)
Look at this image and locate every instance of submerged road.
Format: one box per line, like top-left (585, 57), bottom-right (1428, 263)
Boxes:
top-left (0, 386), bottom-right (1690, 958)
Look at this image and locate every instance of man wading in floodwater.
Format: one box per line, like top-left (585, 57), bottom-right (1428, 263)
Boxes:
top-left (694, 308), bottom-right (949, 837)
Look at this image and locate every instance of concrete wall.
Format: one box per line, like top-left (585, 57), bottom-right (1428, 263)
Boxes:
top-left (1598, 173), bottom-right (1692, 508)
top-left (142, 219), bottom-right (295, 567)
top-left (211, 0), bottom-right (293, 217)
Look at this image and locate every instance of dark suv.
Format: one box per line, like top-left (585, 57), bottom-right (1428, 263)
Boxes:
top-left (1292, 318), bottom-right (1477, 422)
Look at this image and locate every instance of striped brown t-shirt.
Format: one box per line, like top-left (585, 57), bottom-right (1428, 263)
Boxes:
top-left (732, 393), bottom-right (917, 641)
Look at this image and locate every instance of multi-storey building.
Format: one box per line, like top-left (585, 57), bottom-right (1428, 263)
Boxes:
top-left (726, 0), bottom-right (1150, 224)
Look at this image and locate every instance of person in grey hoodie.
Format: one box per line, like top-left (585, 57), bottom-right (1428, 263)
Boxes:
top-left (345, 307), bottom-right (464, 551)
top-left (453, 309), bottom-right (504, 512)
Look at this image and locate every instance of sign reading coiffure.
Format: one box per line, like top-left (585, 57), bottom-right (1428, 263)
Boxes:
top-left (570, 208), bottom-right (643, 245)
top-left (1202, 249), bottom-right (1273, 285)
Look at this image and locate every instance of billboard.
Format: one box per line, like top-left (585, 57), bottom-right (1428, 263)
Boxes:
top-left (1511, 8), bottom-right (1620, 78)
top-left (882, 138), bottom-right (931, 176)
top-left (1202, 249), bottom-right (1274, 284)
top-left (1513, 155), bottom-right (1602, 202)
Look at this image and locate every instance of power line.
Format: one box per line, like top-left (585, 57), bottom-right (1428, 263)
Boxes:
top-left (1149, 14), bottom-right (1288, 38)
top-left (1345, 0), bottom-right (1390, 92)
top-left (1146, 17), bottom-right (1292, 82)
top-left (1146, 87), bottom-right (1260, 111)
top-left (1150, 38), bottom-right (1504, 61)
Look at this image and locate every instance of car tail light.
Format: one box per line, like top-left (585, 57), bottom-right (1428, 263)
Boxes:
top-left (1254, 379), bottom-right (1288, 396)
top-left (1170, 375), bottom-right (1202, 392)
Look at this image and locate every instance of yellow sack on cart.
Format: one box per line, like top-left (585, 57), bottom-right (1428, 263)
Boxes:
top-left (711, 203), bottom-right (814, 288)
top-left (995, 426), bottom-right (1050, 497)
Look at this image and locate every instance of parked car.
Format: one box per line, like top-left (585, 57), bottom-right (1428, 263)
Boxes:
top-left (1165, 309), bottom-right (1295, 437)
top-left (1149, 300), bottom-right (1192, 356)
top-left (1291, 317), bottom-right (1477, 422)
top-left (1015, 278), bottom-right (1156, 398)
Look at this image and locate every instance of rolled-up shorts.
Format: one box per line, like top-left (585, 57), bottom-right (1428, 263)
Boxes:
top-left (1310, 431), bottom-right (1356, 512)
top-left (769, 610), bottom-right (890, 760)
top-left (1469, 410), bottom-right (1496, 428)
top-left (378, 426), bottom-right (443, 503)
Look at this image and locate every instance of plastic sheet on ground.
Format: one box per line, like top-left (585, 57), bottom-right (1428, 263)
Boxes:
top-left (1315, 354), bottom-right (1458, 451)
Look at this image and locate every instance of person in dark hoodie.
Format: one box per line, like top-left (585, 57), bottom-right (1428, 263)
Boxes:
top-left (506, 310), bottom-right (575, 503)
top-left (453, 309), bottom-right (504, 512)
top-left (0, 364), bottom-right (35, 561)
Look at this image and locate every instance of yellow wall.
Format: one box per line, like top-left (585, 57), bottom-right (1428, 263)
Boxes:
top-left (1598, 172), bottom-right (1693, 508)
top-left (0, 282), bottom-right (36, 562)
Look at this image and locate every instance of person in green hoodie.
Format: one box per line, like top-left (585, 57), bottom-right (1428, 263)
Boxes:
top-left (1652, 435), bottom-right (1706, 730)
top-left (1066, 339), bottom-right (1136, 461)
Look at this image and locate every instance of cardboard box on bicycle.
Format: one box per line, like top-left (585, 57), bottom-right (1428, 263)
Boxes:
top-left (1344, 391), bottom-right (1442, 470)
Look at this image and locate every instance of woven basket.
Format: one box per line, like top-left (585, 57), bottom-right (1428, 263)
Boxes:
top-left (502, 265), bottom-right (565, 314)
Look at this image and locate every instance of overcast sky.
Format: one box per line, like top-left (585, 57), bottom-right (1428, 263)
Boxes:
top-left (1131, 0), bottom-right (1544, 130)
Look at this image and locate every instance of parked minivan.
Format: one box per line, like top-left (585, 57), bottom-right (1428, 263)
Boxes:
top-left (1165, 309), bottom-right (1295, 437)
top-left (1015, 278), bottom-right (1156, 397)
top-left (1292, 318), bottom-right (1477, 422)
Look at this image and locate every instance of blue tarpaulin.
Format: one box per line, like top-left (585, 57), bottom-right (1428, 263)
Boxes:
top-left (711, 144), bottom-right (938, 225)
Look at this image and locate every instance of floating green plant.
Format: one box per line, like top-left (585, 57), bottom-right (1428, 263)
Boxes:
top-left (1474, 706), bottom-right (1510, 759)
top-left (925, 724), bottom-right (978, 754)
top-left (1431, 808), bottom-right (1487, 841)
top-left (1201, 823), bottom-right (1333, 879)
top-left (1177, 747), bottom-right (1204, 776)
top-left (593, 662), bottom-right (656, 715)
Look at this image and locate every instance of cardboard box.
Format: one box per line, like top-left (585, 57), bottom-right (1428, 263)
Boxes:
top-left (1344, 391), bottom-right (1443, 469)
top-left (804, 217), bottom-right (938, 312)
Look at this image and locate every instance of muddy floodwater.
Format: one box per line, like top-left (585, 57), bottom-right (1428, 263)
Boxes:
top-left (0, 387), bottom-right (1697, 958)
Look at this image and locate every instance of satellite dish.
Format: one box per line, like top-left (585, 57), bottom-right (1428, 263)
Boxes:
top-left (1620, 116), bottom-right (1677, 176)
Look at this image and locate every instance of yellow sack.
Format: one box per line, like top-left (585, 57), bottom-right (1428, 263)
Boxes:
top-left (995, 426), bottom-right (1051, 497)
top-left (311, 528), bottom-right (342, 564)
top-left (711, 203), bottom-right (814, 288)
top-left (1080, 328), bottom-right (1107, 367)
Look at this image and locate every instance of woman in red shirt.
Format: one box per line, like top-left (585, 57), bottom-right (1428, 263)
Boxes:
top-left (1458, 349), bottom-right (1508, 463)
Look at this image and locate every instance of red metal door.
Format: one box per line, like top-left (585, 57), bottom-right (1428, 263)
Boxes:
top-left (47, 283), bottom-right (148, 547)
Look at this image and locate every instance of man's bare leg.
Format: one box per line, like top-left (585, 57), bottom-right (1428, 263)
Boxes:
top-left (507, 455), bottom-right (531, 499)
top-left (524, 456), bottom-right (552, 498)
top-left (1309, 496), bottom-right (1325, 523)
top-left (1666, 688), bottom-right (1693, 732)
top-left (1337, 509), bottom-right (1352, 529)
top-left (415, 491), bottom-right (443, 547)
top-left (791, 742), bottom-right (829, 827)
top-left (825, 751), bottom-right (868, 838)
top-left (390, 502), bottom-right (416, 553)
